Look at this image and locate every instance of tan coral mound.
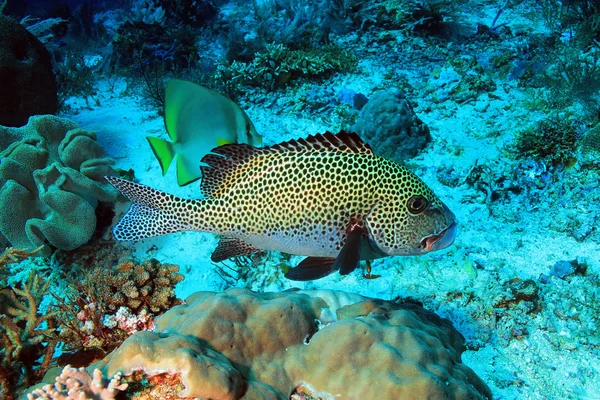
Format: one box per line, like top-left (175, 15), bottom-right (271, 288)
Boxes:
top-left (92, 288), bottom-right (491, 400)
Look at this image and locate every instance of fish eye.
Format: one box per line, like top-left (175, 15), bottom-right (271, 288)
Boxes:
top-left (407, 195), bottom-right (428, 214)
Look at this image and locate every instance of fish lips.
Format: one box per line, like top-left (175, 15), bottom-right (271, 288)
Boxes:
top-left (420, 202), bottom-right (457, 252)
top-left (421, 221), bottom-right (457, 252)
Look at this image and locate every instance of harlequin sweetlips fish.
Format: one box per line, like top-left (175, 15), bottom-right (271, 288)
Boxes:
top-left (106, 131), bottom-right (456, 281)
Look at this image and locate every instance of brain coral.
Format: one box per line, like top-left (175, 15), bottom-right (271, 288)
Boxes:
top-left (351, 88), bottom-right (431, 162)
top-left (0, 115), bottom-right (118, 251)
top-left (89, 288), bottom-right (491, 400)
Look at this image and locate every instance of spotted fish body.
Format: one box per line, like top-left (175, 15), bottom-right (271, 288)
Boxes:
top-left (107, 131), bottom-right (456, 280)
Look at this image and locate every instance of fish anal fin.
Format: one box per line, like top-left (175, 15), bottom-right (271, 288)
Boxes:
top-left (211, 237), bottom-right (261, 263)
top-left (176, 154), bottom-right (201, 187)
top-left (334, 224), bottom-right (365, 275)
top-left (216, 137), bottom-right (233, 146)
top-left (284, 257), bottom-right (337, 281)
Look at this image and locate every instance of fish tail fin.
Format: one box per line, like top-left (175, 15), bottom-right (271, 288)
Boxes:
top-left (147, 136), bottom-right (176, 176)
top-left (105, 176), bottom-right (203, 241)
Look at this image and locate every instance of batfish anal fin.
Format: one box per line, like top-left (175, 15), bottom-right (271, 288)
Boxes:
top-left (176, 154), bottom-right (202, 187)
top-left (334, 224), bottom-right (365, 275)
top-left (216, 137), bottom-right (233, 146)
top-left (211, 236), bottom-right (261, 263)
top-left (284, 257), bottom-right (336, 281)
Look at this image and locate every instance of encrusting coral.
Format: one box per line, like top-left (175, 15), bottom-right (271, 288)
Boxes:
top-left (0, 115), bottom-right (119, 252)
top-left (41, 288), bottom-right (493, 400)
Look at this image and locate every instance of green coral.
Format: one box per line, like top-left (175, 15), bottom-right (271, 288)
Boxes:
top-left (512, 116), bottom-right (578, 167)
top-left (214, 43), bottom-right (357, 95)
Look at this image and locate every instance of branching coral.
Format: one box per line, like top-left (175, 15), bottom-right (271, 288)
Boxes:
top-left (27, 366), bottom-right (128, 400)
top-left (55, 259), bottom-right (184, 364)
top-left (0, 272), bottom-right (60, 400)
top-left (0, 246), bottom-right (44, 285)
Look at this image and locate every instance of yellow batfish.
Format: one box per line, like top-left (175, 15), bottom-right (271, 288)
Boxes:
top-left (106, 131), bottom-right (456, 280)
top-left (147, 79), bottom-right (262, 186)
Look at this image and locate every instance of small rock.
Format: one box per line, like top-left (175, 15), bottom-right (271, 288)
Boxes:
top-left (552, 260), bottom-right (576, 278)
top-left (509, 279), bottom-right (538, 302)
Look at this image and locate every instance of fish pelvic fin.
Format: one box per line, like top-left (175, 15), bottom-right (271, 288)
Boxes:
top-left (285, 257), bottom-right (337, 281)
top-left (285, 221), bottom-right (367, 281)
top-left (105, 176), bottom-right (204, 241)
top-left (147, 136), bottom-right (176, 176)
top-left (335, 224), bottom-right (365, 275)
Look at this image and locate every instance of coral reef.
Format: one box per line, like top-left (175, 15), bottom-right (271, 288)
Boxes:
top-left (351, 88), bottom-right (431, 162)
top-left (156, 0), bottom-right (217, 27)
top-left (80, 289), bottom-right (491, 399)
top-left (512, 116), bottom-right (578, 168)
top-left (0, 15), bottom-right (57, 127)
top-left (0, 272), bottom-right (60, 400)
top-left (0, 115), bottom-right (119, 251)
top-left (0, 246), bottom-right (44, 285)
top-left (56, 259), bottom-right (184, 363)
top-left (27, 366), bottom-right (128, 400)
top-left (580, 123), bottom-right (600, 159)
top-left (214, 43), bottom-right (357, 96)
top-left (110, 21), bottom-right (198, 70)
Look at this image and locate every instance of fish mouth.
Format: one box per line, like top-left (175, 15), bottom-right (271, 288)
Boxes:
top-left (420, 222), bottom-right (457, 252)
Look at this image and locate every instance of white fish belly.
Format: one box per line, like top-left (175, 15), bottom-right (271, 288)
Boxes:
top-left (241, 227), bottom-right (343, 258)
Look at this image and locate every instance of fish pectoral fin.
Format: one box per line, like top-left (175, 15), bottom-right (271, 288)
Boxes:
top-left (211, 237), bottom-right (261, 263)
top-left (334, 224), bottom-right (365, 276)
top-left (284, 257), bottom-right (336, 281)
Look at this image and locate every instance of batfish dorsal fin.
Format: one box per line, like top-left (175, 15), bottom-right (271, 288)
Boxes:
top-left (200, 131), bottom-right (372, 198)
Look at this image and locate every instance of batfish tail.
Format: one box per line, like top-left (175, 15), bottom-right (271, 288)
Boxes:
top-left (105, 176), bottom-right (206, 241)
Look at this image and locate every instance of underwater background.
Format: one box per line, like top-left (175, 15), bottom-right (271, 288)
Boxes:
top-left (1, 0), bottom-right (600, 399)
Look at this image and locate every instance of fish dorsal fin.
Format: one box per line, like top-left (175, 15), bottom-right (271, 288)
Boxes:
top-left (199, 131), bottom-right (372, 198)
top-left (200, 143), bottom-right (259, 198)
top-left (270, 131), bottom-right (373, 155)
